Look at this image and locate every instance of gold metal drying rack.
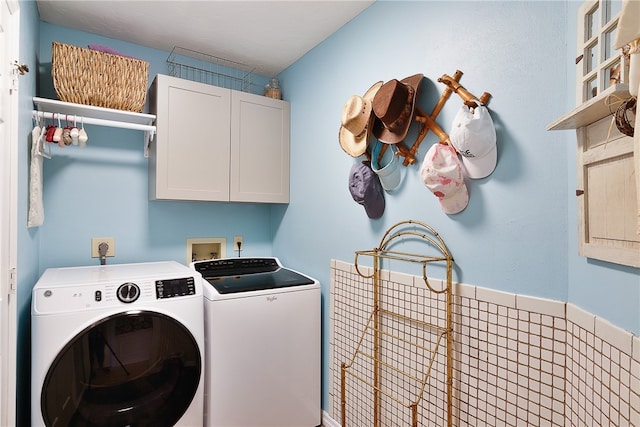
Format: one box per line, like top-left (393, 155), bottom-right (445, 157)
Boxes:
top-left (340, 220), bottom-right (453, 427)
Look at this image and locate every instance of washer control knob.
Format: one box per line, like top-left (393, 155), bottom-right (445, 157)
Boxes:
top-left (117, 282), bottom-right (140, 303)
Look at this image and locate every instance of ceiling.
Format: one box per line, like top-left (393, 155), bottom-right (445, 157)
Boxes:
top-left (36, 0), bottom-right (374, 77)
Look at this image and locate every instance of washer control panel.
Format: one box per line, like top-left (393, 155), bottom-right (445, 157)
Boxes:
top-left (155, 276), bottom-right (196, 299)
top-left (194, 257), bottom-right (279, 277)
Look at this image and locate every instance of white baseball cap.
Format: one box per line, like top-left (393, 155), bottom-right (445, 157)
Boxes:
top-left (420, 143), bottom-right (469, 215)
top-left (449, 105), bottom-right (497, 179)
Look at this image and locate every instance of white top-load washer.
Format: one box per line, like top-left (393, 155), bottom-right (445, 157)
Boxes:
top-left (191, 257), bottom-right (321, 427)
top-left (31, 261), bottom-right (205, 427)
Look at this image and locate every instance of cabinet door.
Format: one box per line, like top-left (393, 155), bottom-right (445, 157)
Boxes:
top-left (577, 115), bottom-right (639, 267)
top-left (230, 91), bottom-right (290, 203)
top-left (150, 75), bottom-right (231, 201)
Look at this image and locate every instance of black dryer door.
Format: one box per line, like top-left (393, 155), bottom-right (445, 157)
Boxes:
top-left (41, 310), bottom-right (201, 427)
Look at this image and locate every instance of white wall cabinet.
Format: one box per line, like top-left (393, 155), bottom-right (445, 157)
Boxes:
top-left (149, 74), bottom-right (290, 203)
top-left (548, 85), bottom-right (639, 268)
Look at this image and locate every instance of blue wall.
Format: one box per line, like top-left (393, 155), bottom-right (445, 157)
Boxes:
top-left (275, 0), bottom-right (571, 295)
top-left (16, 0), bottom-right (640, 424)
top-left (274, 0), bottom-right (572, 409)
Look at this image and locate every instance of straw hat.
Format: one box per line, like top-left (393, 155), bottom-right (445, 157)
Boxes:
top-left (372, 74), bottom-right (423, 144)
top-left (339, 81), bottom-right (383, 157)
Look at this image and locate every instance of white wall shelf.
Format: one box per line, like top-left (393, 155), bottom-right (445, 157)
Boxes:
top-left (32, 97), bottom-right (156, 156)
top-left (546, 83), bottom-right (630, 131)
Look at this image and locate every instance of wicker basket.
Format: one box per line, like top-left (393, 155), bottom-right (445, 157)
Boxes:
top-left (51, 42), bottom-right (149, 112)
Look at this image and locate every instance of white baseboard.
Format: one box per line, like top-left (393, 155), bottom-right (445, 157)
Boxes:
top-left (322, 411), bottom-right (341, 427)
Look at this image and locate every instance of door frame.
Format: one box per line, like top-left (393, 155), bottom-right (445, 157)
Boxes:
top-left (1, 0), bottom-right (19, 425)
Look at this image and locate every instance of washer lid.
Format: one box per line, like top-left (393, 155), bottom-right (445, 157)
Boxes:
top-left (193, 257), bottom-right (280, 277)
top-left (194, 258), bottom-right (315, 294)
top-left (205, 268), bottom-right (315, 294)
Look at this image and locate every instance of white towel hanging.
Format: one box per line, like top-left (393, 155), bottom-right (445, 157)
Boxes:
top-left (27, 122), bottom-right (46, 227)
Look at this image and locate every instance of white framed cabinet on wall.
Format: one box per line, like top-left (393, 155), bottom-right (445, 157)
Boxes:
top-left (149, 74), bottom-right (290, 203)
top-left (548, 0), bottom-right (639, 268)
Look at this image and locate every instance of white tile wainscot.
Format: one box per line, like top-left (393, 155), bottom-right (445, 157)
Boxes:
top-left (329, 260), bottom-right (640, 427)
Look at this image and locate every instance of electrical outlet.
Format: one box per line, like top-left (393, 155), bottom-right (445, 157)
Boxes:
top-left (233, 235), bottom-right (243, 250)
top-left (91, 237), bottom-right (115, 258)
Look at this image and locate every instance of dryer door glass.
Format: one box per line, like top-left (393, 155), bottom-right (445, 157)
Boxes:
top-left (40, 311), bottom-right (201, 427)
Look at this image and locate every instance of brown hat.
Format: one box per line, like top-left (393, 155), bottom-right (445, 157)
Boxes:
top-left (339, 81), bottom-right (383, 157)
top-left (372, 74), bottom-right (423, 144)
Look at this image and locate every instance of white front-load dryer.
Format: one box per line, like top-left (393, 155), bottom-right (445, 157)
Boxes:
top-left (31, 261), bottom-right (205, 427)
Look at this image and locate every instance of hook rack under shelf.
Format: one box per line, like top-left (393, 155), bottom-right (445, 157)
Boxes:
top-left (32, 97), bottom-right (156, 157)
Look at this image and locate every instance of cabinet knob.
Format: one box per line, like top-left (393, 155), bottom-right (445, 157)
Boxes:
top-left (576, 189), bottom-right (584, 196)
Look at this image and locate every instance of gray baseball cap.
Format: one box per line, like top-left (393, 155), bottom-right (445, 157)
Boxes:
top-left (349, 162), bottom-right (385, 219)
